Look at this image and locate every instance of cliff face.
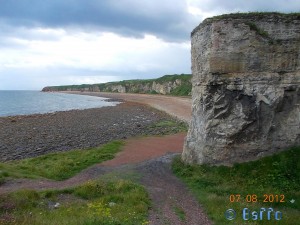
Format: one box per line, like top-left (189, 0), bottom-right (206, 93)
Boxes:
top-left (182, 13), bottom-right (300, 165)
top-left (42, 85), bottom-right (100, 92)
top-left (102, 78), bottom-right (185, 95)
top-left (42, 74), bottom-right (192, 96)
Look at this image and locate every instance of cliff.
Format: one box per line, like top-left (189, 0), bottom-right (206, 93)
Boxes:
top-left (42, 74), bottom-right (192, 96)
top-left (182, 13), bottom-right (300, 165)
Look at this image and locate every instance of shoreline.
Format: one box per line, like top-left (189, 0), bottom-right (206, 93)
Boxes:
top-left (0, 101), bottom-right (180, 162)
top-left (0, 91), bottom-right (121, 119)
top-left (61, 91), bottom-right (192, 123)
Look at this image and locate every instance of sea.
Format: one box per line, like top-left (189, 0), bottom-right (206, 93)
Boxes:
top-left (0, 91), bottom-right (118, 117)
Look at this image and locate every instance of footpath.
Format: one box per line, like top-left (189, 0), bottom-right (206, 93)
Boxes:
top-left (0, 93), bottom-right (212, 225)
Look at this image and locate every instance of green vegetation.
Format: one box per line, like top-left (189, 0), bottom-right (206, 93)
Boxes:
top-left (43, 74), bottom-right (192, 96)
top-left (245, 22), bottom-right (269, 38)
top-left (0, 141), bottom-right (123, 181)
top-left (173, 205), bottom-right (186, 221)
top-left (147, 119), bottom-right (188, 135)
top-left (0, 139), bottom-right (150, 224)
top-left (0, 179), bottom-right (150, 225)
top-left (147, 90), bottom-right (159, 95)
top-left (208, 12), bottom-right (300, 21)
top-left (170, 82), bottom-right (192, 96)
top-left (172, 146), bottom-right (300, 225)
top-left (155, 74), bottom-right (191, 83)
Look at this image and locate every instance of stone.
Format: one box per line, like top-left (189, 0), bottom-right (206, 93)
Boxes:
top-left (110, 85), bottom-right (126, 93)
top-left (182, 13), bottom-right (300, 165)
top-left (108, 202), bottom-right (116, 207)
top-left (48, 201), bottom-right (60, 210)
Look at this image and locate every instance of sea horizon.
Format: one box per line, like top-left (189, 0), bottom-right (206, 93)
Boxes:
top-left (0, 90), bottom-right (118, 117)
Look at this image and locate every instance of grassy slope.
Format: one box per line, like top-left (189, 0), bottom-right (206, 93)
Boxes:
top-left (172, 146), bottom-right (300, 225)
top-left (0, 141), bottom-right (123, 182)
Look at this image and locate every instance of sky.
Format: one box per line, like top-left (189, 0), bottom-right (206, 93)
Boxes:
top-left (0, 0), bottom-right (299, 90)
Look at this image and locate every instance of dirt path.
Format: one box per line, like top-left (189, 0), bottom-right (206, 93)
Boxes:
top-left (138, 155), bottom-right (211, 225)
top-left (65, 92), bottom-right (192, 123)
top-left (0, 133), bottom-right (211, 225)
top-left (0, 133), bottom-right (185, 193)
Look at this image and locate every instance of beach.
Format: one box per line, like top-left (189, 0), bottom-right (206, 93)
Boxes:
top-left (0, 101), bottom-right (179, 162)
top-left (64, 91), bottom-right (192, 122)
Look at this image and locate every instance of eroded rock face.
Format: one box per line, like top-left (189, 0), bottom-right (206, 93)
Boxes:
top-left (182, 13), bottom-right (300, 165)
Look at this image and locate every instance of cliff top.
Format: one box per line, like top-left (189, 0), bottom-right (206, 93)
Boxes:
top-left (191, 12), bottom-right (300, 36)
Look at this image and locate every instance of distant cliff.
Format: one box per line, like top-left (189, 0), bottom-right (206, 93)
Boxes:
top-left (42, 74), bottom-right (192, 96)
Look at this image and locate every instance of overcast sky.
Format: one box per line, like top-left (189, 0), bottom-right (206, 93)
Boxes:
top-left (0, 0), bottom-right (299, 90)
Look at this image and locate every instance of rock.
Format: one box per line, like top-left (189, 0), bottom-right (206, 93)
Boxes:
top-left (182, 13), bottom-right (300, 165)
top-left (0, 103), bottom-right (175, 162)
top-left (110, 85), bottom-right (126, 93)
top-left (108, 202), bottom-right (116, 207)
top-left (48, 201), bottom-right (60, 210)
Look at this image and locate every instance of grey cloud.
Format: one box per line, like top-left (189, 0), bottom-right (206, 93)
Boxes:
top-left (193, 0), bottom-right (300, 13)
top-left (0, 0), bottom-right (197, 42)
top-left (1, 0), bottom-right (298, 42)
top-left (0, 23), bottom-right (63, 43)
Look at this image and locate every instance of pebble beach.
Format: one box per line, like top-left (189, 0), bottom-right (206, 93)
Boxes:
top-left (0, 101), bottom-right (176, 162)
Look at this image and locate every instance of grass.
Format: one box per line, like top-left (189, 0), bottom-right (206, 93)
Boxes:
top-left (147, 119), bottom-right (188, 135)
top-left (172, 146), bottom-right (300, 225)
top-left (0, 179), bottom-right (150, 225)
top-left (0, 141), bottom-right (123, 181)
top-left (173, 205), bottom-right (186, 221)
top-left (208, 12), bottom-right (300, 21)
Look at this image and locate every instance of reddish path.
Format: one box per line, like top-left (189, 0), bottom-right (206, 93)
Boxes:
top-left (0, 133), bottom-right (211, 225)
top-left (102, 133), bottom-right (186, 166)
top-left (0, 133), bottom-right (186, 193)
top-left (66, 92), bottom-right (192, 123)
